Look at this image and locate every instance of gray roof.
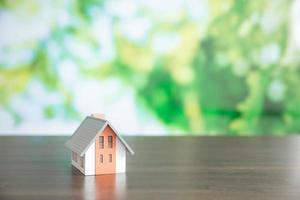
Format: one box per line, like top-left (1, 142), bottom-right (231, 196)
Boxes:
top-left (65, 116), bottom-right (134, 156)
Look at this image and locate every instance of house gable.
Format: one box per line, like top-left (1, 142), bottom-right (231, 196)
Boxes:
top-left (95, 126), bottom-right (117, 174)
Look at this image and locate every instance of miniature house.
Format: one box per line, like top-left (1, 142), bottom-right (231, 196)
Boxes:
top-left (65, 114), bottom-right (134, 175)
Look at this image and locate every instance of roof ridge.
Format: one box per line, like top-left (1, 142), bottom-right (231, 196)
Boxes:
top-left (87, 115), bottom-right (107, 122)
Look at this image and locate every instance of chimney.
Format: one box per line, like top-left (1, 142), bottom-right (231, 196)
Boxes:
top-left (91, 113), bottom-right (106, 120)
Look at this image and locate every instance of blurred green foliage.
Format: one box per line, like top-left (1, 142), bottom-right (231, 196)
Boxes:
top-left (1, 0), bottom-right (300, 135)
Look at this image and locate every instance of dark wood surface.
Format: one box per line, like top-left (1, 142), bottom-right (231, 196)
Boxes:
top-left (0, 136), bottom-right (300, 200)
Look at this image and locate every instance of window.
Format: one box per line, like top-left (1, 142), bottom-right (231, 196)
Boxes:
top-left (100, 154), bottom-right (103, 163)
top-left (80, 157), bottom-right (85, 168)
top-left (108, 136), bottom-right (113, 148)
top-left (109, 154), bottom-right (112, 163)
top-left (99, 136), bottom-right (104, 149)
top-left (72, 152), bottom-right (77, 162)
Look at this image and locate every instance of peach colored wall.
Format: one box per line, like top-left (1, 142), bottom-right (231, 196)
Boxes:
top-left (95, 126), bottom-right (116, 174)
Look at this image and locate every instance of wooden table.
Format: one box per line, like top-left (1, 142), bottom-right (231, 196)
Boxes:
top-left (0, 136), bottom-right (300, 200)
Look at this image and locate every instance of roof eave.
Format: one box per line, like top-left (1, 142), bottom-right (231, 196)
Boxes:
top-left (106, 122), bottom-right (135, 155)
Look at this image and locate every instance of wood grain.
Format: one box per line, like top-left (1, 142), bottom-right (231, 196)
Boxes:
top-left (0, 136), bottom-right (300, 200)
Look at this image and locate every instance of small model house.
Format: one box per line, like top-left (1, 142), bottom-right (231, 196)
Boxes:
top-left (65, 114), bottom-right (134, 175)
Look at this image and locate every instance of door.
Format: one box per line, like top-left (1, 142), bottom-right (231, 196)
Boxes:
top-left (95, 126), bottom-right (116, 174)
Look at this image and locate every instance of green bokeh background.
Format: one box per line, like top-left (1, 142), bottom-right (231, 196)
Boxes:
top-left (1, 0), bottom-right (300, 135)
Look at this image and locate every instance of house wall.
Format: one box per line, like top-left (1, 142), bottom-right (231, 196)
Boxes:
top-left (116, 137), bottom-right (126, 173)
top-left (71, 151), bottom-right (85, 174)
top-left (84, 142), bottom-right (95, 175)
top-left (71, 129), bottom-right (127, 175)
top-left (95, 126), bottom-right (116, 174)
